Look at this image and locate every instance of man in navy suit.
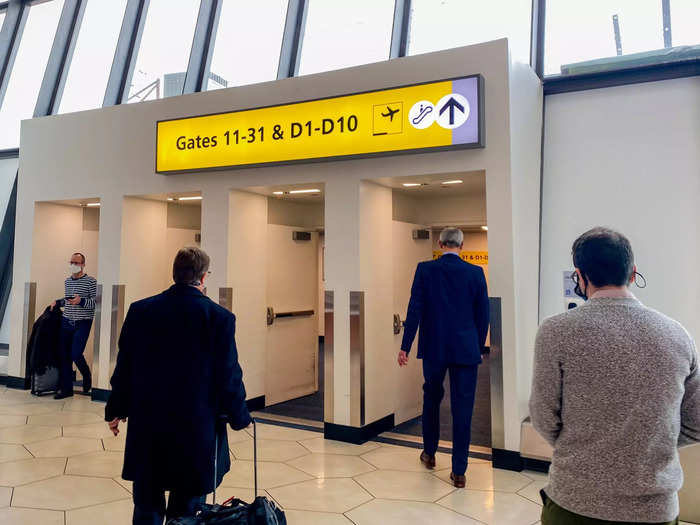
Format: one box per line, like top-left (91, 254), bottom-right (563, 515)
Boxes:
top-left (399, 228), bottom-right (490, 488)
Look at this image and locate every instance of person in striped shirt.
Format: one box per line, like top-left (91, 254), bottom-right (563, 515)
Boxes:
top-left (50, 252), bottom-right (97, 399)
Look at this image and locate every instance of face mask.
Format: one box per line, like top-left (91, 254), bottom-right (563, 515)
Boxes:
top-left (572, 272), bottom-right (587, 300)
top-left (70, 264), bottom-right (82, 274)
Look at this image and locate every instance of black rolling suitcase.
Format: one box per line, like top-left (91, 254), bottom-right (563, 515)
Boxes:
top-left (31, 366), bottom-right (60, 396)
top-left (167, 420), bottom-right (286, 525)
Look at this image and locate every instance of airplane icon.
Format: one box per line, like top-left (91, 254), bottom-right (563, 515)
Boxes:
top-left (381, 106), bottom-right (400, 121)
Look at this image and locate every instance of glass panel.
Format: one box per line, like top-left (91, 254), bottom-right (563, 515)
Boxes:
top-left (206, 0), bottom-right (288, 90)
top-left (0, 11), bottom-right (6, 31)
top-left (58, 0), bottom-right (128, 114)
top-left (298, 0), bottom-right (394, 76)
top-left (126, 0), bottom-right (200, 103)
top-left (408, 0), bottom-right (532, 64)
top-left (545, 0), bottom-right (700, 77)
top-left (0, 0), bottom-right (65, 149)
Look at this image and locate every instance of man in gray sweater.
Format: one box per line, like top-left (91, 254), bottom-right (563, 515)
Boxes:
top-left (530, 227), bottom-right (699, 524)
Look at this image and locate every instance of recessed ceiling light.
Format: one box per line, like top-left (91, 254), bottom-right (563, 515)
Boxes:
top-left (167, 197), bottom-right (175, 201)
top-left (273, 191), bottom-right (284, 195)
top-left (289, 189), bottom-right (321, 194)
top-left (177, 196), bottom-right (203, 201)
top-left (85, 202), bottom-right (100, 207)
top-left (481, 225), bottom-right (488, 231)
top-left (402, 183), bottom-right (421, 187)
top-left (442, 179), bottom-right (463, 185)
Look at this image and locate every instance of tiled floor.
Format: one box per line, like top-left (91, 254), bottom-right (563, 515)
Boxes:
top-left (0, 387), bottom-right (695, 525)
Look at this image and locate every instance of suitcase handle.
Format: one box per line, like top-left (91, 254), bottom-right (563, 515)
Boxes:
top-left (213, 418), bottom-right (257, 505)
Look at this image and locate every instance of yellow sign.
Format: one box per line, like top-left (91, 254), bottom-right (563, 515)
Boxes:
top-left (433, 251), bottom-right (489, 266)
top-left (156, 76), bottom-right (483, 173)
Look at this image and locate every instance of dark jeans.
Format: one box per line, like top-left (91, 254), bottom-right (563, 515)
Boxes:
top-left (540, 491), bottom-right (679, 525)
top-left (133, 481), bottom-right (206, 525)
top-left (59, 317), bottom-right (92, 394)
top-left (422, 362), bottom-right (479, 475)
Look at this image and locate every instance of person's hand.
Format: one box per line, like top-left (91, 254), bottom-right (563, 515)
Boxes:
top-left (67, 295), bottom-right (81, 305)
top-left (398, 351), bottom-right (409, 367)
top-left (108, 418), bottom-right (126, 436)
top-left (50, 301), bottom-right (56, 311)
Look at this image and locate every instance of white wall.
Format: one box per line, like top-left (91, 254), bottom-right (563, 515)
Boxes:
top-left (540, 77), bottom-right (700, 344)
top-left (0, 157), bottom-right (18, 346)
top-left (268, 198), bottom-right (324, 229)
top-left (393, 189), bottom-right (487, 227)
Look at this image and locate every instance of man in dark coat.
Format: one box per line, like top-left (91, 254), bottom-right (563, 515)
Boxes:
top-left (106, 247), bottom-right (251, 525)
top-left (399, 227), bottom-right (489, 488)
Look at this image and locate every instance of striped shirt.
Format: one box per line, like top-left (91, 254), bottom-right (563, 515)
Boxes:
top-left (57, 275), bottom-right (97, 321)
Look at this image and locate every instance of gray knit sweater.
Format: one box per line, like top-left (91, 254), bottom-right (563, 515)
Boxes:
top-left (530, 297), bottom-right (700, 523)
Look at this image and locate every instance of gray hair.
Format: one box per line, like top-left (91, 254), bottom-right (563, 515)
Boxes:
top-left (439, 228), bottom-right (464, 248)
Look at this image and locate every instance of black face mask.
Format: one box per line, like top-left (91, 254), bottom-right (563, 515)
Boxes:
top-left (572, 271), bottom-right (588, 300)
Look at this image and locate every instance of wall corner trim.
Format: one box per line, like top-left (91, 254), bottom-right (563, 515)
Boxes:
top-left (324, 414), bottom-right (395, 445)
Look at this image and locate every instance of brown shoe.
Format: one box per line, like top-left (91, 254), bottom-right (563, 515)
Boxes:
top-left (450, 472), bottom-right (466, 488)
top-left (420, 452), bottom-right (436, 470)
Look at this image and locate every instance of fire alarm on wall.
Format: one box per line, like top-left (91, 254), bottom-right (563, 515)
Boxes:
top-left (412, 229), bottom-right (430, 240)
top-left (292, 231), bottom-right (312, 241)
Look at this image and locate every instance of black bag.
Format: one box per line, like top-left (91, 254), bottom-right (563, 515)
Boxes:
top-left (31, 366), bottom-right (60, 396)
top-left (167, 420), bottom-right (286, 525)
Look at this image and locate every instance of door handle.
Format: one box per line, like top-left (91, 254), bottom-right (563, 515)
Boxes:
top-left (393, 314), bottom-right (404, 335)
top-left (267, 307), bottom-right (315, 326)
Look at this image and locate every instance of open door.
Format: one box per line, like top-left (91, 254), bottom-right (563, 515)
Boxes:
top-left (393, 221), bottom-right (432, 425)
top-left (265, 224), bottom-right (319, 405)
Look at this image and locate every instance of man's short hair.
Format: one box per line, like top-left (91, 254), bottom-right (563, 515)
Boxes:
top-left (173, 247), bottom-right (210, 285)
top-left (72, 252), bottom-right (86, 264)
top-left (572, 227), bottom-right (634, 287)
top-left (439, 227), bottom-right (464, 248)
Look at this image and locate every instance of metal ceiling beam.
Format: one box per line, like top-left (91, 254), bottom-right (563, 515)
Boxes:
top-left (389, 0), bottom-right (411, 59)
top-left (103, 0), bottom-right (149, 106)
top-left (277, 0), bottom-right (308, 79)
top-left (34, 0), bottom-right (87, 117)
top-left (184, 0), bottom-right (222, 94)
top-left (0, 0), bottom-right (28, 110)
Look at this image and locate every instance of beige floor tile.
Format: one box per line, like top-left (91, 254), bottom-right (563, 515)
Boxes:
top-left (66, 498), bottom-right (133, 525)
top-left (0, 425), bottom-right (61, 445)
top-left (361, 444), bottom-right (451, 472)
top-left (102, 433), bottom-right (126, 452)
top-left (61, 398), bottom-right (107, 417)
top-left (246, 423), bottom-right (321, 442)
top-left (438, 490), bottom-right (543, 524)
top-left (0, 507), bottom-right (65, 525)
top-left (268, 478), bottom-right (372, 513)
top-left (221, 460), bottom-right (313, 489)
top-left (285, 509), bottom-right (353, 525)
top-left (300, 437), bottom-right (381, 456)
top-left (12, 475), bottom-right (130, 511)
top-left (0, 457), bottom-right (66, 486)
top-left (26, 437), bottom-right (102, 458)
top-left (347, 499), bottom-right (482, 525)
top-left (0, 403), bottom-right (62, 416)
top-left (28, 411), bottom-right (102, 427)
top-left (0, 486), bottom-right (11, 506)
top-left (517, 477), bottom-right (548, 505)
top-left (437, 463), bottom-right (532, 493)
top-left (114, 477), bottom-right (132, 493)
top-left (0, 444), bottom-right (32, 464)
top-left (0, 390), bottom-right (51, 405)
top-left (66, 451), bottom-right (124, 478)
top-left (287, 454), bottom-right (375, 478)
top-left (213, 487), bottom-right (274, 505)
top-left (354, 470), bottom-right (455, 502)
top-left (63, 421), bottom-right (119, 439)
top-left (227, 428), bottom-right (252, 445)
top-left (231, 439), bottom-right (309, 462)
top-left (0, 416), bottom-right (27, 429)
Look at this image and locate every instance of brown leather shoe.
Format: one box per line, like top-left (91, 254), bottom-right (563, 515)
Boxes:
top-left (420, 452), bottom-right (436, 470)
top-left (450, 472), bottom-right (466, 488)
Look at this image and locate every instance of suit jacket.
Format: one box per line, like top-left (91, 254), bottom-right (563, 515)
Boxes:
top-left (28, 306), bottom-right (63, 375)
top-left (401, 254), bottom-right (490, 366)
top-left (105, 284), bottom-right (251, 494)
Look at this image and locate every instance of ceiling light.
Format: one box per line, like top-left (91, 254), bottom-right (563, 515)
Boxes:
top-left (289, 189), bottom-right (321, 194)
top-left (441, 179), bottom-right (463, 185)
top-left (167, 198), bottom-right (175, 201)
top-left (481, 226), bottom-right (488, 231)
top-left (85, 202), bottom-right (100, 207)
top-left (402, 183), bottom-right (421, 187)
top-left (177, 196), bottom-right (203, 201)
top-left (273, 191), bottom-right (284, 195)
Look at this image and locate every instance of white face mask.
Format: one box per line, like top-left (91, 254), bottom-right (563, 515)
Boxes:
top-left (70, 264), bottom-right (83, 274)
